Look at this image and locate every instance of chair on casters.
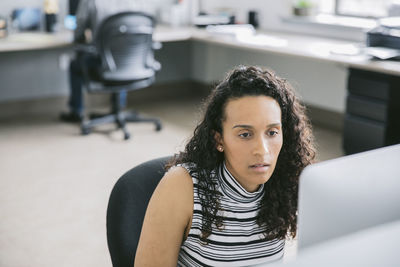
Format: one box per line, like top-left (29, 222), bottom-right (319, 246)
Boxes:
top-left (78, 11), bottom-right (162, 140)
top-left (106, 156), bottom-right (170, 267)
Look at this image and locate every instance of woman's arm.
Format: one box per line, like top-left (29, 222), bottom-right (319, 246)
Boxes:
top-left (135, 166), bottom-right (194, 267)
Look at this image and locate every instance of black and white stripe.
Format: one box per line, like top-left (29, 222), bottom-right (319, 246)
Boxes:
top-left (177, 163), bottom-right (285, 267)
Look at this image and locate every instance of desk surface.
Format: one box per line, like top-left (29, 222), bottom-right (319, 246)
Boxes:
top-left (159, 25), bottom-right (400, 76)
top-left (0, 31), bottom-right (73, 52)
top-left (186, 27), bottom-right (400, 76)
top-left (0, 27), bottom-right (191, 52)
top-left (2, 26), bottom-right (400, 76)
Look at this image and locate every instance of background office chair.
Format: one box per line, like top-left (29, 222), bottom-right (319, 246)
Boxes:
top-left (106, 156), bottom-right (170, 267)
top-left (79, 11), bottom-right (162, 140)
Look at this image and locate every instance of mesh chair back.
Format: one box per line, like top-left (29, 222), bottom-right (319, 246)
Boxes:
top-left (95, 12), bottom-right (156, 82)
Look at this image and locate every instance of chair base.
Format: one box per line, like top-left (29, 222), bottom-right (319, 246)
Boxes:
top-left (81, 110), bottom-right (162, 140)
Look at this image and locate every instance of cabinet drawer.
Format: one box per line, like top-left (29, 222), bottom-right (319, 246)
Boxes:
top-left (343, 115), bottom-right (386, 154)
top-left (348, 75), bottom-right (390, 100)
top-left (346, 95), bottom-right (388, 122)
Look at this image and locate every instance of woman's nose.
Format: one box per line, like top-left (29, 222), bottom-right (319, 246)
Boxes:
top-left (253, 136), bottom-right (269, 156)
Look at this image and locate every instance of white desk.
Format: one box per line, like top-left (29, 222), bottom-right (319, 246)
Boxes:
top-left (0, 27), bottom-right (192, 53)
top-left (2, 26), bottom-right (400, 77)
top-left (155, 26), bottom-right (400, 77)
top-left (0, 26), bottom-right (193, 53)
top-left (0, 31), bottom-right (73, 52)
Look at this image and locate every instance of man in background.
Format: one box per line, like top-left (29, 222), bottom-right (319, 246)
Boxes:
top-left (60, 0), bottom-right (152, 122)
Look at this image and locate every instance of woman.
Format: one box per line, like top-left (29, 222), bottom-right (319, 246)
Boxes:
top-left (135, 65), bottom-right (315, 266)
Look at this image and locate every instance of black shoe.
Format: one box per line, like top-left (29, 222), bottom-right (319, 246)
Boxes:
top-left (59, 112), bottom-right (83, 123)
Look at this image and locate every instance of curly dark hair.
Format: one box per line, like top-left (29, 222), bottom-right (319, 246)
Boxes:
top-left (167, 65), bottom-right (315, 242)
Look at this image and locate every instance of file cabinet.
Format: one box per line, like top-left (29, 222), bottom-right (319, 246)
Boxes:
top-left (344, 68), bottom-right (400, 154)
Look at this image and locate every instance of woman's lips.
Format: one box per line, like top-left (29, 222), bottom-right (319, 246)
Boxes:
top-left (249, 163), bottom-right (270, 172)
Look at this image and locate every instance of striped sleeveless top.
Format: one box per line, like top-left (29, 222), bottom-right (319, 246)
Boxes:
top-left (177, 162), bottom-right (285, 266)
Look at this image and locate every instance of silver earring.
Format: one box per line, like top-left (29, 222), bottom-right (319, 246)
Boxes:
top-left (218, 146), bottom-right (223, 152)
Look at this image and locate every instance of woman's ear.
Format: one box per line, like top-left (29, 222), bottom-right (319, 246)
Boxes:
top-left (214, 131), bottom-right (222, 144)
top-left (214, 131), bottom-right (223, 151)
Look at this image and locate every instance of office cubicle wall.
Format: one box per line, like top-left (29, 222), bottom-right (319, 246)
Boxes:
top-left (0, 48), bottom-right (70, 102)
top-left (190, 41), bottom-right (348, 113)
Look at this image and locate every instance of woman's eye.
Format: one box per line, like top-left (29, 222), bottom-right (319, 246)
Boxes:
top-left (239, 132), bottom-right (251, 138)
top-left (268, 130), bottom-right (278, 136)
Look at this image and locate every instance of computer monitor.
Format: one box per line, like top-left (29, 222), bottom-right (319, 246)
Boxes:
top-left (11, 8), bottom-right (41, 31)
top-left (297, 144), bottom-right (400, 250)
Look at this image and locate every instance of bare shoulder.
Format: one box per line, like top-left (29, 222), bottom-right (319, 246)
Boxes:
top-left (161, 165), bottom-right (193, 189)
top-left (147, 165), bottom-right (194, 212)
top-left (152, 165), bottom-right (194, 206)
top-left (135, 165), bottom-right (194, 266)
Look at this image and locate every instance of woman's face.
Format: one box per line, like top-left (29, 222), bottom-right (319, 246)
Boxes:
top-left (215, 95), bottom-right (283, 192)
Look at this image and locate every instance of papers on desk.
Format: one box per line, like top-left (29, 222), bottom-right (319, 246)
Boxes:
top-left (206, 24), bottom-right (288, 47)
top-left (329, 43), bottom-right (361, 56)
top-left (363, 46), bottom-right (400, 60)
top-left (236, 34), bottom-right (288, 47)
top-left (328, 43), bottom-right (398, 60)
top-left (206, 24), bottom-right (255, 38)
top-left (330, 43), bottom-right (400, 60)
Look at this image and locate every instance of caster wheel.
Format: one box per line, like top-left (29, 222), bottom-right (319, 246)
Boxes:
top-left (124, 132), bottom-right (130, 140)
top-left (155, 122), bottom-right (162, 131)
top-left (81, 126), bottom-right (90, 135)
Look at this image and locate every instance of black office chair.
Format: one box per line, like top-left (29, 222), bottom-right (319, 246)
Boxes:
top-left (106, 156), bottom-right (170, 267)
top-left (79, 11), bottom-right (162, 140)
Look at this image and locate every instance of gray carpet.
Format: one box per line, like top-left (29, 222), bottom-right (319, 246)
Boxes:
top-left (0, 96), bottom-right (343, 267)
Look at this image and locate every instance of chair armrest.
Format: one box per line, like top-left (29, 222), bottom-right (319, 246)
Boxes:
top-left (152, 41), bottom-right (162, 51)
top-left (151, 42), bottom-right (162, 71)
top-left (73, 43), bottom-right (98, 55)
top-left (146, 56), bottom-right (161, 72)
top-left (152, 60), bottom-right (161, 72)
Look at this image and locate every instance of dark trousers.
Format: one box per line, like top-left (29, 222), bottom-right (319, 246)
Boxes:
top-left (68, 54), bottom-right (127, 115)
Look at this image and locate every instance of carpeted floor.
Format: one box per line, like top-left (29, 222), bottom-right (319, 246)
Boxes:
top-left (0, 95), bottom-right (343, 267)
